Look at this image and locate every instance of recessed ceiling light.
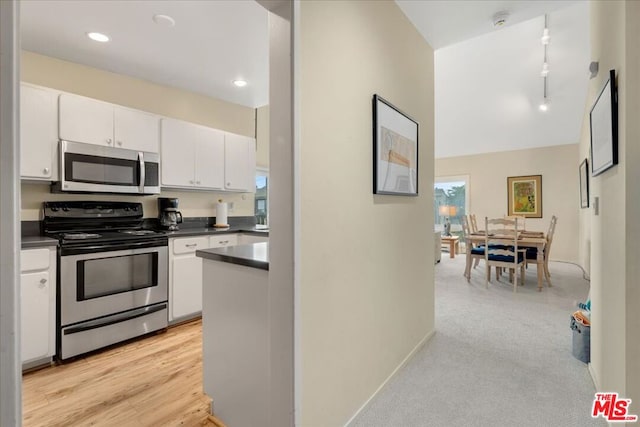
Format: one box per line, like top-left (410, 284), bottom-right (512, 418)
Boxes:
top-left (86, 32), bottom-right (110, 43)
top-left (539, 101), bottom-right (549, 112)
top-left (233, 79), bottom-right (248, 88)
top-left (153, 14), bottom-right (176, 27)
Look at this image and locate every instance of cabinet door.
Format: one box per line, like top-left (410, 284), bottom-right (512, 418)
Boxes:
top-left (194, 126), bottom-right (225, 189)
top-left (20, 84), bottom-right (58, 180)
top-left (21, 271), bottom-right (51, 363)
top-left (160, 118), bottom-right (196, 188)
top-left (224, 133), bottom-right (256, 191)
top-left (59, 93), bottom-right (114, 146)
top-left (171, 256), bottom-right (203, 320)
top-left (114, 106), bottom-right (160, 153)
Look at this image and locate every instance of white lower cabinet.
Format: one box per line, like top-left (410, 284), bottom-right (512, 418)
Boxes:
top-left (169, 233), bottom-right (243, 323)
top-left (209, 233), bottom-right (238, 248)
top-left (237, 234), bottom-right (269, 245)
top-left (169, 236), bottom-right (209, 322)
top-left (20, 247), bottom-right (56, 366)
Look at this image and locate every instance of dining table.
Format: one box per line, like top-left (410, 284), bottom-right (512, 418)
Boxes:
top-left (466, 231), bottom-right (548, 291)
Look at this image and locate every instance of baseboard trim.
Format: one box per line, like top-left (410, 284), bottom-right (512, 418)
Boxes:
top-left (588, 362), bottom-right (600, 391)
top-left (343, 329), bottom-right (436, 426)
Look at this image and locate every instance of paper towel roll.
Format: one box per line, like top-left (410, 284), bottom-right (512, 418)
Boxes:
top-left (215, 202), bottom-right (228, 227)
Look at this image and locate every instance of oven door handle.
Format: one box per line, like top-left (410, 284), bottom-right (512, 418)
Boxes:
top-left (63, 303), bottom-right (167, 335)
top-left (138, 151), bottom-right (146, 194)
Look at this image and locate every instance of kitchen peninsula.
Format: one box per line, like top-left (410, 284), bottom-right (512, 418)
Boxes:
top-left (196, 242), bottom-right (269, 426)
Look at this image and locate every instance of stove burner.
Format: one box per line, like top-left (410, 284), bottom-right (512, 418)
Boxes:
top-left (118, 230), bottom-right (158, 236)
top-left (63, 232), bottom-right (102, 240)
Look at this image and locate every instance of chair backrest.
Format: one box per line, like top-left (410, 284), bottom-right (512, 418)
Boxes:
top-left (461, 215), bottom-right (471, 241)
top-left (504, 215), bottom-right (526, 231)
top-left (485, 217), bottom-right (520, 265)
top-left (469, 214), bottom-right (478, 233)
top-left (545, 215), bottom-right (558, 257)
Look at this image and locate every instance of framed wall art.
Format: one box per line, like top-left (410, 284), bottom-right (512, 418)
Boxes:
top-left (507, 175), bottom-right (542, 218)
top-left (579, 158), bottom-right (589, 208)
top-left (590, 69), bottom-right (618, 176)
top-left (372, 94), bottom-right (419, 196)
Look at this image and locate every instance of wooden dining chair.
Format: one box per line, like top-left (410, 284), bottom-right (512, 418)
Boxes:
top-left (461, 216), bottom-right (484, 282)
top-left (484, 217), bottom-right (525, 292)
top-left (469, 214), bottom-right (479, 233)
top-left (526, 215), bottom-right (557, 285)
top-left (504, 215), bottom-right (526, 231)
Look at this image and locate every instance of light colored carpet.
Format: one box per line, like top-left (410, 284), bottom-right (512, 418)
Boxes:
top-left (350, 255), bottom-right (605, 426)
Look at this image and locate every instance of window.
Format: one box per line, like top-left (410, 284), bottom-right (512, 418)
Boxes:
top-left (255, 168), bottom-right (268, 226)
top-left (434, 175), bottom-right (469, 237)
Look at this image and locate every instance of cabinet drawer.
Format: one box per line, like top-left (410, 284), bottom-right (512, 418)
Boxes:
top-left (209, 234), bottom-right (238, 248)
top-left (21, 248), bottom-right (51, 273)
top-left (172, 237), bottom-right (209, 255)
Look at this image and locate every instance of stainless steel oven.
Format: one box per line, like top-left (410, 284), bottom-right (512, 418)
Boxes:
top-left (44, 201), bottom-right (168, 360)
top-left (59, 240), bottom-right (168, 360)
top-left (52, 140), bottom-right (160, 194)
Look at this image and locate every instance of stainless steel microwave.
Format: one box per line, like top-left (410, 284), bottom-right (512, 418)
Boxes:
top-left (52, 140), bottom-right (160, 195)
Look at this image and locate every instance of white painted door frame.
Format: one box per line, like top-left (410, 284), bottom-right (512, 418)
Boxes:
top-left (0, 0), bottom-right (22, 425)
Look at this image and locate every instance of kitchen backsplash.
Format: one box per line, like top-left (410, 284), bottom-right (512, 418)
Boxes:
top-left (21, 183), bottom-right (255, 221)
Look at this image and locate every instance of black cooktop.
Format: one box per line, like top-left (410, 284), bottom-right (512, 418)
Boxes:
top-left (43, 201), bottom-right (167, 247)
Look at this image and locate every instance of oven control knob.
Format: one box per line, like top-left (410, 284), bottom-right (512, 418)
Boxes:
top-left (62, 206), bottom-right (70, 212)
top-left (123, 206), bottom-right (130, 211)
top-left (132, 206), bottom-right (139, 211)
top-left (50, 206), bottom-right (59, 212)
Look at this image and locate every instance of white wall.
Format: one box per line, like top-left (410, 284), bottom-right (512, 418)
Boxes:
top-left (20, 51), bottom-right (258, 220)
top-left (298, 1), bottom-right (434, 425)
top-left (577, 0), bottom-right (640, 404)
top-left (436, 144), bottom-right (579, 263)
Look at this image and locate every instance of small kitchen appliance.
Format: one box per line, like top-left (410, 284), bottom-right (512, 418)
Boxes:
top-left (158, 197), bottom-right (183, 231)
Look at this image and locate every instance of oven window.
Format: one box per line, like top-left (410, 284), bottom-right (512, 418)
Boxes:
top-left (77, 253), bottom-right (158, 300)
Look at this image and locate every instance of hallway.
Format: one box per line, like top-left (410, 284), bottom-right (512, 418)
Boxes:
top-left (351, 256), bottom-right (605, 426)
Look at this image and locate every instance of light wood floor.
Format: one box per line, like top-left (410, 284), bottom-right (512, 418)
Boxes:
top-left (23, 320), bottom-right (217, 427)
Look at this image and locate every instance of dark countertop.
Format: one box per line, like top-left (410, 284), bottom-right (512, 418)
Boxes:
top-left (163, 226), bottom-right (269, 238)
top-left (22, 236), bottom-right (58, 249)
top-left (197, 242), bottom-right (269, 271)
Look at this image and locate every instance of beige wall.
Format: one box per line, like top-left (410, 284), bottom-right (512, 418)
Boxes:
top-left (20, 51), bottom-right (257, 220)
top-left (578, 0), bottom-right (640, 405)
top-left (298, 1), bottom-right (434, 425)
top-left (436, 144), bottom-right (579, 263)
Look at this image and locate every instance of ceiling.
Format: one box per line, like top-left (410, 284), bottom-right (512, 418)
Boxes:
top-left (20, 0), bottom-right (269, 108)
top-left (20, 1), bottom-right (590, 159)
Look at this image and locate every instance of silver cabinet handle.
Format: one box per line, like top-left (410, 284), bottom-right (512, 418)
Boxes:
top-left (220, 240), bottom-right (229, 244)
top-left (40, 278), bottom-right (47, 284)
top-left (196, 181), bottom-right (201, 185)
top-left (106, 138), bottom-right (112, 144)
top-left (189, 180), bottom-right (194, 184)
top-left (185, 243), bottom-right (197, 248)
top-left (43, 167), bottom-right (50, 174)
top-left (226, 182), bottom-right (231, 186)
top-left (117, 141), bottom-right (123, 146)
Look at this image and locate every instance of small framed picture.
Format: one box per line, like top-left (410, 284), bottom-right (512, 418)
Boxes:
top-left (372, 94), bottom-right (419, 196)
top-left (579, 159), bottom-right (589, 208)
top-left (507, 175), bottom-right (542, 218)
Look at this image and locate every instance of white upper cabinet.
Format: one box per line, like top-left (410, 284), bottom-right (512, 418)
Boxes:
top-left (20, 84), bottom-right (59, 180)
top-left (224, 132), bottom-right (256, 192)
top-left (114, 106), bottom-right (160, 152)
top-left (59, 93), bottom-right (159, 153)
top-left (195, 126), bottom-right (225, 189)
top-left (161, 118), bottom-right (224, 190)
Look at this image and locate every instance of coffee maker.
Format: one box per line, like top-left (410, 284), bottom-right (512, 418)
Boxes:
top-left (158, 198), bottom-right (183, 231)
